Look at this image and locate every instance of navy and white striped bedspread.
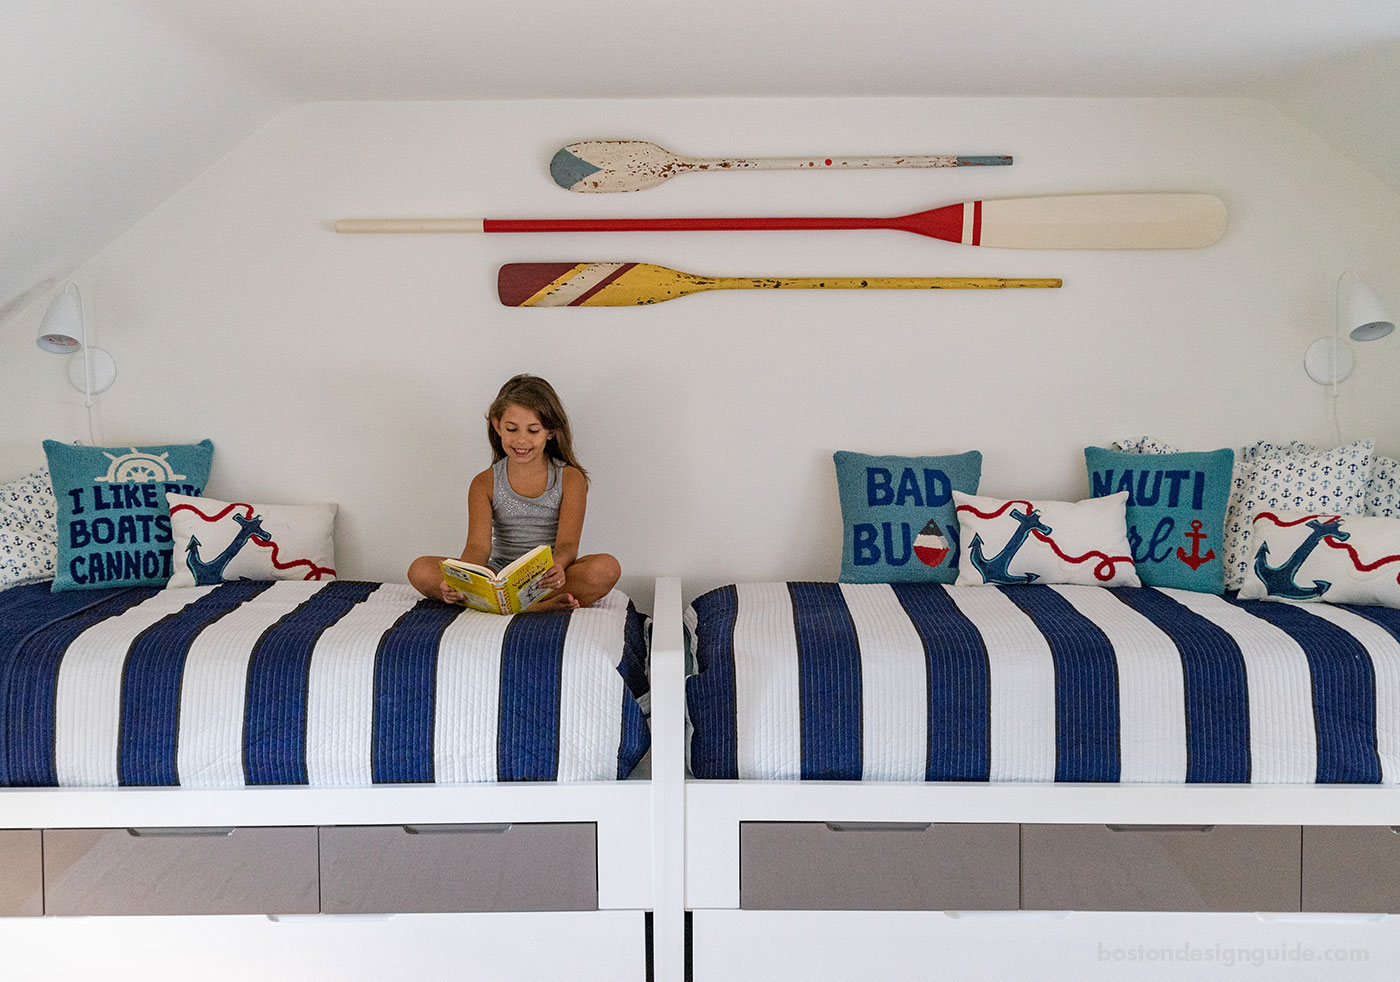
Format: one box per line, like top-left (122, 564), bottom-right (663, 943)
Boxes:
top-left (0, 580), bottom-right (649, 787)
top-left (685, 582), bottom-right (1400, 783)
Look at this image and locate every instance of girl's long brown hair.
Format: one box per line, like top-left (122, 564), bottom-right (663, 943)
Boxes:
top-left (486, 374), bottom-right (588, 483)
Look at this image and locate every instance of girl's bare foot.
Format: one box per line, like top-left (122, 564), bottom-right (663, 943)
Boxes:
top-left (525, 592), bottom-right (579, 613)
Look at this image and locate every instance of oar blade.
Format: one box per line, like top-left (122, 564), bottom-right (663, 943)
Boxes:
top-left (977, 193), bottom-right (1228, 249)
top-left (499, 262), bottom-right (700, 306)
top-left (550, 141), bottom-right (679, 193)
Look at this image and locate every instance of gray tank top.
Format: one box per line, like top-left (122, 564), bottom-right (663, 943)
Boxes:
top-left (489, 457), bottom-right (563, 569)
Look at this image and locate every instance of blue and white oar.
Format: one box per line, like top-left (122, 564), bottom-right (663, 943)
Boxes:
top-left (550, 139), bottom-right (1012, 193)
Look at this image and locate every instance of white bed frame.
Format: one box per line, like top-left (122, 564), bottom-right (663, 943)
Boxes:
top-left (645, 578), bottom-right (1400, 982)
top-left (0, 575), bottom-right (689, 982)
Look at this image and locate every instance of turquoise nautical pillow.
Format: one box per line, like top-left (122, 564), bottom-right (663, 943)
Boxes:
top-left (1084, 445), bottom-right (1234, 593)
top-left (834, 450), bottom-right (982, 584)
top-left (43, 439), bottom-right (214, 591)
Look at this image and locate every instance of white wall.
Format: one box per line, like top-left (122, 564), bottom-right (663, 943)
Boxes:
top-left (5, 96), bottom-right (1399, 607)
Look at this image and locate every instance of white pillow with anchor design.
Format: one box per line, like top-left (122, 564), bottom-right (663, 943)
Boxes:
top-left (1239, 510), bottom-right (1400, 608)
top-left (164, 493), bottom-right (337, 589)
top-left (952, 490), bottom-right (1140, 588)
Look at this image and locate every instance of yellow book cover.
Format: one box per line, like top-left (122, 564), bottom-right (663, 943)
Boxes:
top-left (440, 544), bottom-right (554, 614)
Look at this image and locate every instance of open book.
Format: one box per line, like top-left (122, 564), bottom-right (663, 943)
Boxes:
top-left (440, 544), bottom-right (555, 614)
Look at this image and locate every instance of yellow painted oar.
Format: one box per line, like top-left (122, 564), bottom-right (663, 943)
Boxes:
top-left (498, 262), bottom-right (1061, 307)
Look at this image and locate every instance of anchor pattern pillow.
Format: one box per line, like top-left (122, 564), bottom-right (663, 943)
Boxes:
top-left (1239, 510), bottom-right (1400, 608)
top-left (952, 490), bottom-right (1140, 588)
top-left (165, 493), bottom-right (337, 589)
top-left (0, 467), bottom-right (59, 589)
top-left (834, 450), bottom-right (983, 584)
top-left (1367, 455), bottom-right (1400, 519)
top-left (44, 439), bottom-right (214, 591)
top-left (1085, 446), bottom-right (1234, 593)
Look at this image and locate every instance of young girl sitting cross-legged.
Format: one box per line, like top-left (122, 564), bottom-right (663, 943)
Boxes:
top-left (408, 374), bottom-right (621, 611)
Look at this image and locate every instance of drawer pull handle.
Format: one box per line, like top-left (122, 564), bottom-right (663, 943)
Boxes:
top-left (1104, 824), bottom-right (1215, 833)
top-left (126, 827), bottom-right (236, 838)
top-left (402, 824), bottom-right (513, 836)
top-left (823, 822), bottom-right (933, 833)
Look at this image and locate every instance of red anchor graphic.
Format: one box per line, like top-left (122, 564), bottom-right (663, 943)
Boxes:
top-left (1177, 520), bottom-right (1215, 570)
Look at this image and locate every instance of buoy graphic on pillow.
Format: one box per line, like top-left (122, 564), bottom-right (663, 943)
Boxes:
top-left (913, 518), bottom-right (950, 568)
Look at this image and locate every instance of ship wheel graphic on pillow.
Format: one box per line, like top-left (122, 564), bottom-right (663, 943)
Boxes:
top-left (92, 448), bottom-right (187, 484)
top-left (914, 518), bottom-right (952, 569)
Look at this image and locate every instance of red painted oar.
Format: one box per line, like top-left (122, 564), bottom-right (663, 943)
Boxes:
top-left (335, 193), bottom-right (1227, 249)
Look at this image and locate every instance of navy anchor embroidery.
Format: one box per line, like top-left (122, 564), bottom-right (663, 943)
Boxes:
top-left (970, 506), bottom-right (1051, 585)
top-left (1254, 516), bottom-right (1348, 600)
top-left (186, 512), bottom-right (271, 585)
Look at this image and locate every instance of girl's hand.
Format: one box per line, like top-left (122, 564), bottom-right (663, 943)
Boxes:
top-left (440, 581), bottom-right (468, 605)
top-left (539, 565), bottom-right (566, 592)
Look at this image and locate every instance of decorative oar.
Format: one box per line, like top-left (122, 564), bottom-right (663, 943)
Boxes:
top-left (550, 140), bottom-right (1011, 193)
top-left (498, 263), bottom-right (1061, 307)
top-left (336, 193), bottom-right (1227, 250)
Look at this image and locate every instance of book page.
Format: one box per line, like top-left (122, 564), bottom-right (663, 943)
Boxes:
top-left (440, 560), bottom-right (505, 613)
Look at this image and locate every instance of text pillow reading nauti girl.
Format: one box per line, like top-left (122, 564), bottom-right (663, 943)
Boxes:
top-left (953, 490), bottom-right (1140, 587)
top-left (1084, 446), bottom-right (1234, 593)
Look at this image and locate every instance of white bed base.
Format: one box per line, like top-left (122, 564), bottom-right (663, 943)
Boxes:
top-left (0, 574), bottom-right (689, 982)
top-left (645, 579), bottom-right (1400, 981)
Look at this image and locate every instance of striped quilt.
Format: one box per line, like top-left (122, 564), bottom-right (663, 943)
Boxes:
top-left (0, 580), bottom-right (650, 787)
top-left (685, 581), bottom-right (1400, 784)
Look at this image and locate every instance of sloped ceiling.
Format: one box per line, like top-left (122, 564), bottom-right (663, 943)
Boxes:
top-left (4, 0), bottom-right (1399, 316)
top-left (0, 1), bottom-right (284, 319)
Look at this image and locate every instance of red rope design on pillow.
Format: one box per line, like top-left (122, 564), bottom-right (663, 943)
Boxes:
top-left (169, 502), bottom-right (336, 580)
top-left (1029, 530), bottom-right (1133, 582)
top-left (957, 500), bottom-right (1134, 582)
top-left (1253, 511), bottom-right (1340, 528)
top-left (957, 499), bottom-right (1034, 520)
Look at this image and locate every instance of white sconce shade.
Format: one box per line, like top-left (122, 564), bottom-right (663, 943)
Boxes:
top-left (1342, 273), bottom-right (1396, 342)
top-left (37, 283), bottom-right (84, 353)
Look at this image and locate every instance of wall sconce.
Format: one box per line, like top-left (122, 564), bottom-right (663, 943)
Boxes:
top-left (1304, 270), bottom-right (1395, 389)
top-left (37, 283), bottom-right (116, 443)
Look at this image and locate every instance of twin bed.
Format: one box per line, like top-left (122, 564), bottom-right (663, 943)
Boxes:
top-left (5, 571), bottom-right (1400, 980)
top-left (0, 577), bottom-right (667, 981)
top-left (675, 579), bottom-right (1400, 981)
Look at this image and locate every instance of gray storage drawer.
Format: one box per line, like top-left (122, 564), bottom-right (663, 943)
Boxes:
top-left (0, 830), bottom-right (43, 916)
top-left (1304, 826), bottom-right (1400, 912)
top-left (740, 821), bottom-right (1019, 910)
top-left (43, 827), bottom-right (319, 916)
top-left (1021, 823), bottom-right (1300, 912)
top-left (319, 823), bottom-right (597, 913)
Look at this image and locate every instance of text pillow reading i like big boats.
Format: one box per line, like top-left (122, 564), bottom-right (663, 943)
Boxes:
top-left (834, 450), bottom-right (982, 584)
top-left (1085, 446), bottom-right (1235, 593)
top-left (44, 439), bottom-right (213, 591)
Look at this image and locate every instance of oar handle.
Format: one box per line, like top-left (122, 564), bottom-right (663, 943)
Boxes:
top-left (335, 218), bottom-right (485, 233)
top-left (334, 217), bottom-right (888, 234)
top-left (686, 154), bottom-right (1010, 171)
top-left (707, 276), bottom-right (1060, 291)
